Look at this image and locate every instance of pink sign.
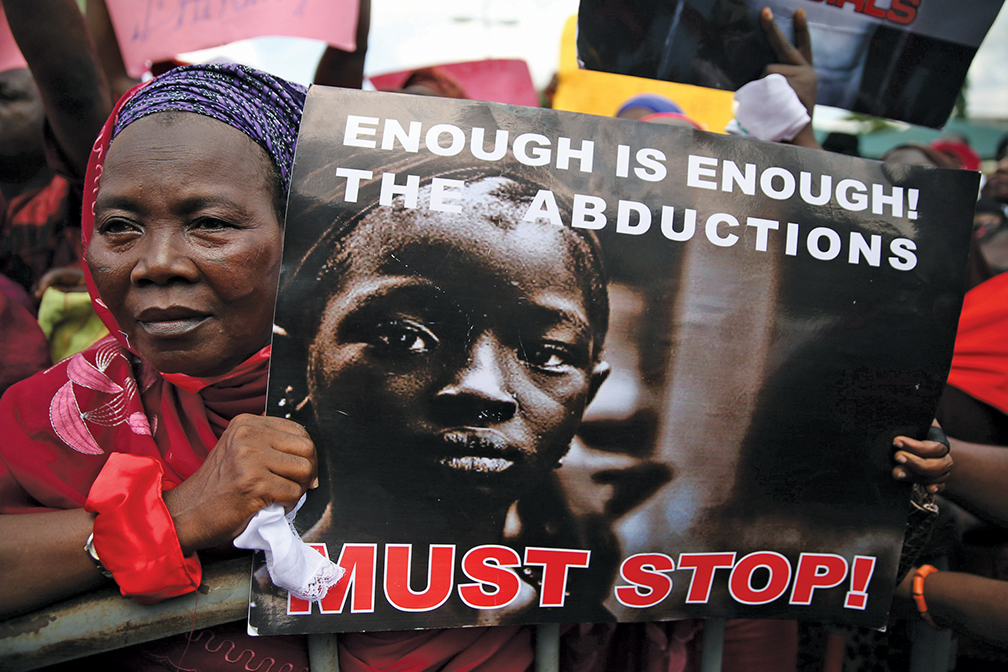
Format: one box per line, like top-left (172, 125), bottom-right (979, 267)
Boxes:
top-left (0, 6), bottom-right (28, 73)
top-left (105, 0), bottom-right (359, 77)
top-left (368, 59), bottom-right (540, 108)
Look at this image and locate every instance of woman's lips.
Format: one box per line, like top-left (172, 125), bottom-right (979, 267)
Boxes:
top-left (138, 316), bottom-right (209, 337)
top-left (135, 308), bottom-right (210, 337)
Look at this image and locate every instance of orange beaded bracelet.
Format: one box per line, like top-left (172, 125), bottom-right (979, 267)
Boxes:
top-left (912, 564), bottom-right (942, 629)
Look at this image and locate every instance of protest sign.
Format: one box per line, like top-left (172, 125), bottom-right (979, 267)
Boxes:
top-left (0, 6), bottom-right (27, 73)
top-left (248, 86), bottom-right (977, 634)
top-left (104, 0), bottom-right (358, 78)
top-left (576, 0), bottom-right (1004, 128)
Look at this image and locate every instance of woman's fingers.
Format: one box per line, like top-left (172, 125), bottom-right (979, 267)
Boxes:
top-left (892, 452), bottom-right (953, 481)
top-left (894, 435), bottom-right (950, 458)
top-left (233, 415), bottom-right (317, 489)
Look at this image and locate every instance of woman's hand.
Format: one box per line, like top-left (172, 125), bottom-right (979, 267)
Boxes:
top-left (892, 423), bottom-right (953, 494)
top-left (163, 414), bottom-right (317, 555)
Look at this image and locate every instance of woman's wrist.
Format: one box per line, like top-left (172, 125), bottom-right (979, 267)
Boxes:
top-left (162, 482), bottom-right (250, 556)
top-left (0, 510), bottom-right (109, 619)
top-left (83, 532), bottom-right (114, 579)
top-left (161, 486), bottom-right (197, 556)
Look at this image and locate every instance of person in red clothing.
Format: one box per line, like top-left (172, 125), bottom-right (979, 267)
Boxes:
top-left (0, 63), bottom-right (319, 670)
top-left (0, 0), bottom-right (110, 397)
top-left (939, 272), bottom-right (1008, 445)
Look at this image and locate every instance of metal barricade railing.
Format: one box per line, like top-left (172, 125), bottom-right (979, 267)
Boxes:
top-left (0, 558), bottom-right (249, 670)
top-left (0, 561), bottom-right (727, 672)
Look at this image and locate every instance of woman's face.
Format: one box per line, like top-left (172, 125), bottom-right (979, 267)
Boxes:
top-left (308, 186), bottom-right (607, 512)
top-left (87, 113), bottom-right (283, 378)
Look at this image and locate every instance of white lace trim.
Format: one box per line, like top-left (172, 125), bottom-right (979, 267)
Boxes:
top-left (292, 552), bottom-right (344, 602)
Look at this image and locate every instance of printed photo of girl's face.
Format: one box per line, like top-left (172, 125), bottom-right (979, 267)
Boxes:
top-left (306, 176), bottom-right (609, 517)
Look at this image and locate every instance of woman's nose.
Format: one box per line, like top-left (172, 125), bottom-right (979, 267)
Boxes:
top-left (129, 231), bottom-right (199, 286)
top-left (434, 334), bottom-right (518, 424)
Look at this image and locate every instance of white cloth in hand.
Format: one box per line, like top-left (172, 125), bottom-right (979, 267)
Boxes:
top-left (234, 495), bottom-right (343, 602)
top-left (726, 73), bottom-right (811, 142)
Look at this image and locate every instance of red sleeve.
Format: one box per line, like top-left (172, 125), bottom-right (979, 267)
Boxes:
top-left (0, 357), bottom-right (96, 513)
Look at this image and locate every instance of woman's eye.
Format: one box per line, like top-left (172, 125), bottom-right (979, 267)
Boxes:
top-left (370, 320), bottom-right (439, 355)
top-left (96, 217), bottom-right (140, 236)
top-left (191, 217), bottom-right (234, 231)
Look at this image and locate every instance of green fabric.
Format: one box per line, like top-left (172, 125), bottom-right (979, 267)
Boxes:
top-left (37, 287), bottom-right (108, 362)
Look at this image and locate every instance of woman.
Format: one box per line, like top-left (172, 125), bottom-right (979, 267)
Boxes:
top-left (0, 63), bottom-right (318, 670)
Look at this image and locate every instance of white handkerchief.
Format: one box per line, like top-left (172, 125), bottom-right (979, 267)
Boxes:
top-left (728, 73), bottom-right (811, 142)
top-left (235, 495), bottom-right (344, 602)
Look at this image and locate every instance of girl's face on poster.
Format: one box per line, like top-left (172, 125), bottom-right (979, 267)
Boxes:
top-left (307, 180), bottom-right (608, 511)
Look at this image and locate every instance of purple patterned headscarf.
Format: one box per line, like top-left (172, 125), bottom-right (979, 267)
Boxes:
top-left (112, 63), bottom-right (307, 196)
